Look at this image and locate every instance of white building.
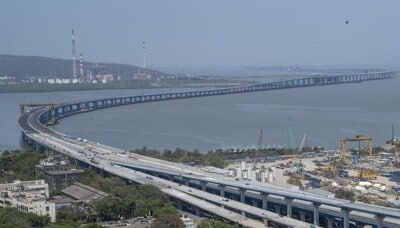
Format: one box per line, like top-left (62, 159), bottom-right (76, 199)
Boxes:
top-left (180, 214), bottom-right (194, 228)
top-left (0, 180), bottom-right (56, 222)
top-left (232, 162), bottom-right (276, 183)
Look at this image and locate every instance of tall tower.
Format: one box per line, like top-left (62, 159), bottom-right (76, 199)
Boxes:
top-left (256, 129), bottom-right (263, 148)
top-left (79, 53), bottom-right (84, 78)
top-left (71, 29), bottom-right (77, 79)
top-left (142, 41), bottom-right (146, 69)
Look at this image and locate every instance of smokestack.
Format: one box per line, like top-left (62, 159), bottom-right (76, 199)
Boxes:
top-left (142, 41), bottom-right (146, 69)
top-left (79, 53), bottom-right (84, 78)
top-left (71, 29), bottom-right (77, 79)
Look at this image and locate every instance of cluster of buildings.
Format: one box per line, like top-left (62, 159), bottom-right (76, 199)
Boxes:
top-left (231, 161), bottom-right (276, 183)
top-left (0, 155), bottom-right (88, 222)
top-left (36, 155), bottom-right (85, 193)
top-left (0, 180), bottom-right (56, 222)
top-left (0, 154), bottom-right (196, 227)
top-left (0, 76), bottom-right (16, 85)
top-left (19, 73), bottom-right (118, 85)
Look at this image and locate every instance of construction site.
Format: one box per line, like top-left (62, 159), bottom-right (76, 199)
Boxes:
top-left (225, 132), bottom-right (400, 209)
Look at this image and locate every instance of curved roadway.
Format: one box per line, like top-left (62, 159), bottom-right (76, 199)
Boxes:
top-left (18, 73), bottom-right (400, 228)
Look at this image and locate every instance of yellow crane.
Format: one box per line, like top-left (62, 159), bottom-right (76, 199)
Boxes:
top-left (339, 135), bottom-right (373, 163)
top-left (336, 135), bottom-right (375, 179)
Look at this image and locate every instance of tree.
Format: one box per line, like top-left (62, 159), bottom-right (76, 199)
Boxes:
top-left (0, 207), bottom-right (50, 228)
top-left (27, 213), bottom-right (51, 228)
top-left (82, 224), bottom-right (104, 228)
top-left (154, 204), bottom-right (177, 217)
top-left (335, 188), bottom-right (356, 202)
top-left (48, 220), bottom-right (80, 228)
top-left (56, 207), bottom-right (87, 222)
top-left (0, 150), bottom-right (46, 183)
top-left (151, 214), bottom-right (185, 228)
top-left (287, 176), bottom-right (303, 189)
top-left (198, 219), bottom-right (240, 228)
top-left (94, 197), bottom-right (124, 221)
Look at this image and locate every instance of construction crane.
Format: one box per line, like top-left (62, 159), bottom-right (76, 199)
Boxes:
top-left (298, 134), bottom-right (307, 152)
top-left (392, 140), bottom-right (400, 167)
top-left (256, 129), bottom-right (263, 149)
top-left (295, 134), bottom-right (307, 173)
top-left (339, 135), bottom-right (373, 163)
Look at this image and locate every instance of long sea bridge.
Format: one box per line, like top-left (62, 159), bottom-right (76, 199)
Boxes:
top-left (19, 71), bottom-right (400, 228)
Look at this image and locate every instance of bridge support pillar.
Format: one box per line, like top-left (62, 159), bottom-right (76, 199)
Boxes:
top-left (327, 217), bottom-right (333, 228)
top-left (184, 178), bottom-right (189, 186)
top-left (195, 207), bottom-right (200, 216)
top-left (261, 193), bottom-right (269, 210)
top-left (285, 197), bottom-right (293, 218)
top-left (200, 181), bottom-right (207, 191)
top-left (376, 214), bottom-right (384, 228)
top-left (341, 208), bottom-right (350, 228)
top-left (239, 188), bottom-right (246, 203)
top-left (313, 202), bottom-right (320, 226)
top-left (273, 205), bottom-right (282, 214)
top-left (219, 184), bottom-right (225, 197)
top-left (168, 175), bottom-right (174, 182)
top-left (177, 201), bottom-right (183, 210)
top-left (252, 200), bottom-right (258, 207)
top-left (299, 211), bottom-right (306, 221)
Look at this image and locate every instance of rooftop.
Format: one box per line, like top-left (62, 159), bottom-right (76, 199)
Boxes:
top-left (61, 182), bottom-right (109, 203)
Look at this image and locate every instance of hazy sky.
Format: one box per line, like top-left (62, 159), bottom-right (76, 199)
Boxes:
top-left (1, 0), bottom-right (399, 67)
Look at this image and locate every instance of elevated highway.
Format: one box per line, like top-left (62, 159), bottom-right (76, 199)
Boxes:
top-left (18, 71), bottom-right (400, 228)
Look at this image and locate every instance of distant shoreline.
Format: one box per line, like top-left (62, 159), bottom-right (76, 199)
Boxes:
top-left (0, 80), bottom-right (249, 94)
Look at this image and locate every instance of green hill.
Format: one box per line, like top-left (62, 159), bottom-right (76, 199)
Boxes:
top-left (0, 54), bottom-right (167, 80)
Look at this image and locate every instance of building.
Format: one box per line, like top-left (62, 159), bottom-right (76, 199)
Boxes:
top-left (36, 156), bottom-right (85, 192)
top-left (96, 74), bottom-right (114, 83)
top-left (232, 161), bottom-right (276, 183)
top-left (133, 72), bottom-right (152, 80)
top-left (0, 180), bottom-right (56, 222)
top-left (61, 182), bottom-right (110, 204)
top-left (99, 217), bottom-right (155, 228)
top-left (180, 214), bottom-right (194, 228)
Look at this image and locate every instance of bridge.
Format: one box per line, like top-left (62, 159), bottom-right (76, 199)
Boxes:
top-left (18, 71), bottom-right (400, 228)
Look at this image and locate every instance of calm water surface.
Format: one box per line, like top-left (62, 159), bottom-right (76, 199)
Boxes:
top-left (1, 78), bottom-right (399, 152)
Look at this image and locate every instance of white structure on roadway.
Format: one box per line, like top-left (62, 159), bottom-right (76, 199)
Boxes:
top-left (233, 161), bottom-right (276, 182)
top-left (0, 180), bottom-right (56, 222)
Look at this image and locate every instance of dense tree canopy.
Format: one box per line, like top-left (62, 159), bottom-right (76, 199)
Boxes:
top-left (198, 219), bottom-right (241, 228)
top-left (335, 188), bottom-right (356, 202)
top-left (131, 147), bottom-right (228, 168)
top-left (83, 172), bottom-right (176, 221)
top-left (0, 150), bottom-right (46, 183)
top-left (0, 207), bottom-right (50, 228)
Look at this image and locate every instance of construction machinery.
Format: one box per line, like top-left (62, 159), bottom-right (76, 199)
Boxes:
top-left (392, 140), bottom-right (400, 167)
top-left (295, 134), bottom-right (307, 173)
top-left (339, 135), bottom-right (373, 163)
top-left (358, 168), bottom-right (377, 180)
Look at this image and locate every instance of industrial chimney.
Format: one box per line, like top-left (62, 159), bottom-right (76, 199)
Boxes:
top-left (71, 29), bottom-right (77, 80)
top-left (79, 53), bottom-right (84, 79)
